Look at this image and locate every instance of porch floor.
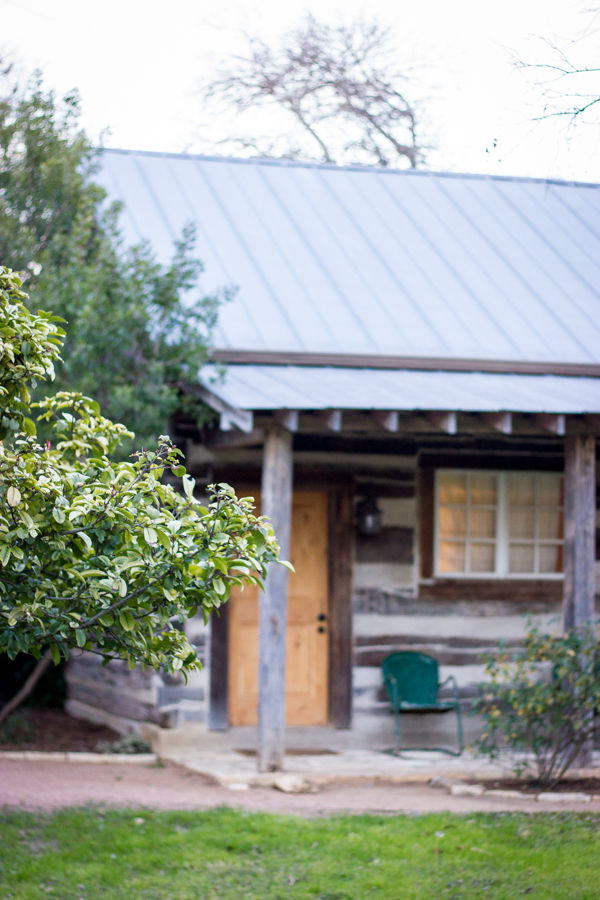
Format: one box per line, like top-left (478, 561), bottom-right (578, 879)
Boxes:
top-left (163, 746), bottom-right (600, 788)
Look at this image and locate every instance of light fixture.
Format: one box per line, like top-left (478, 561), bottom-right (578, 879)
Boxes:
top-left (356, 494), bottom-right (382, 536)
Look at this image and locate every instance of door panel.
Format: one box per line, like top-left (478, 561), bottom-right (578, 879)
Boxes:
top-left (227, 491), bottom-right (329, 726)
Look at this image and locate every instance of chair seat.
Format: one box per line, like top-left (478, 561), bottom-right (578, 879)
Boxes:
top-left (398, 701), bottom-right (457, 711)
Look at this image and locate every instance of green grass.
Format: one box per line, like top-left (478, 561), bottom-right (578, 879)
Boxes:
top-left (0, 807), bottom-right (599, 899)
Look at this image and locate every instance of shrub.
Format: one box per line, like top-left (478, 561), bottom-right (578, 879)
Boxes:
top-left (474, 622), bottom-right (600, 789)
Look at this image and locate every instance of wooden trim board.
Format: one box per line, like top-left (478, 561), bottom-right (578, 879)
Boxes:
top-left (328, 487), bottom-right (354, 729)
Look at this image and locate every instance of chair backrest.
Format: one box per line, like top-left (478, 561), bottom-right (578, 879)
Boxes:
top-left (382, 651), bottom-right (439, 705)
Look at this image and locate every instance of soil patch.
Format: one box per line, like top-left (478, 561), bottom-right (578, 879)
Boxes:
top-left (0, 708), bottom-right (120, 752)
top-left (476, 776), bottom-right (600, 794)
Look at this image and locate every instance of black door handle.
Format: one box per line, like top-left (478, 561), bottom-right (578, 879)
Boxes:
top-left (318, 626), bottom-right (326, 633)
top-left (317, 613), bottom-right (326, 621)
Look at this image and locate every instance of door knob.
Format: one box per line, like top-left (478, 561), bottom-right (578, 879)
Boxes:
top-left (318, 626), bottom-right (326, 633)
top-left (317, 613), bottom-right (326, 621)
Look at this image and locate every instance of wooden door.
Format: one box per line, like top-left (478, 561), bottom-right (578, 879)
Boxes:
top-left (228, 491), bottom-right (329, 726)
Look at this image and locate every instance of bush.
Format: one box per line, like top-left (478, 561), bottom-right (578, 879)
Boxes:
top-left (474, 622), bottom-right (600, 789)
top-left (0, 709), bottom-right (36, 744)
top-left (96, 733), bottom-right (152, 755)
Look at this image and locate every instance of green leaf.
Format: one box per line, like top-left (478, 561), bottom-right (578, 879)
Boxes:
top-left (22, 417), bottom-right (36, 436)
top-left (214, 557), bottom-right (229, 575)
top-left (50, 644), bottom-right (61, 666)
top-left (143, 526), bottom-right (157, 545)
top-left (171, 465), bottom-right (186, 477)
top-left (119, 610), bottom-right (135, 631)
top-left (278, 559), bottom-right (296, 572)
top-left (156, 530), bottom-right (171, 552)
top-left (75, 629), bottom-right (87, 648)
top-left (6, 486), bottom-right (21, 507)
top-left (182, 475), bottom-right (195, 499)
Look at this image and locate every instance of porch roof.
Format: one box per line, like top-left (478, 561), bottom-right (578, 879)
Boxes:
top-left (98, 150), bottom-right (600, 368)
top-left (200, 363), bottom-right (600, 416)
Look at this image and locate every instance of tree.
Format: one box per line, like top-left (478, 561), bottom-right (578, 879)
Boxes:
top-left (0, 266), bottom-right (280, 720)
top-left (0, 63), bottom-right (223, 455)
top-left (515, 8), bottom-right (600, 132)
top-left (200, 14), bottom-right (421, 168)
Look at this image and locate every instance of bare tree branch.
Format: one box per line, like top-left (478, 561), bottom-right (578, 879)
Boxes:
top-left (199, 14), bottom-right (422, 168)
top-left (515, 6), bottom-right (600, 129)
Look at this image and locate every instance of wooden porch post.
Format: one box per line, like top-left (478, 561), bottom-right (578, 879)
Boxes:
top-left (563, 435), bottom-right (596, 632)
top-left (258, 427), bottom-right (293, 772)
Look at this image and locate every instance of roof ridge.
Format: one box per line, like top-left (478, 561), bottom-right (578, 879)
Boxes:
top-left (99, 147), bottom-right (600, 189)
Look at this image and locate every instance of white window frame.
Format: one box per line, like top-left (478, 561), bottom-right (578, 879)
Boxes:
top-left (433, 469), bottom-right (564, 580)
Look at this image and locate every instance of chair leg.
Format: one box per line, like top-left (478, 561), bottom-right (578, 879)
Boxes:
top-left (455, 703), bottom-right (464, 753)
top-left (391, 683), bottom-right (401, 753)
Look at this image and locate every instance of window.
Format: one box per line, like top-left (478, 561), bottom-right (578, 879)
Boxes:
top-left (435, 470), bottom-right (564, 578)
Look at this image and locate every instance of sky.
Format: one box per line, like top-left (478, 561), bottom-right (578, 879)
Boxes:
top-left (1, 0), bottom-right (599, 182)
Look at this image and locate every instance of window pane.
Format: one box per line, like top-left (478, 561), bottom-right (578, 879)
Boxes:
top-left (438, 473), bottom-right (466, 504)
top-left (470, 508), bottom-right (496, 539)
top-left (537, 475), bottom-right (563, 507)
top-left (538, 544), bottom-right (562, 574)
top-left (470, 474), bottom-right (497, 506)
top-left (470, 543), bottom-right (496, 573)
top-left (438, 541), bottom-right (465, 573)
top-left (538, 509), bottom-right (563, 540)
top-left (509, 508), bottom-right (534, 539)
top-left (508, 474), bottom-right (534, 507)
top-left (439, 506), bottom-right (466, 538)
top-left (509, 543), bottom-right (535, 573)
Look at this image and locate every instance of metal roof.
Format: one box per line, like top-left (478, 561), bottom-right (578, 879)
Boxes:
top-left (203, 364), bottom-right (600, 414)
top-left (98, 150), bottom-right (600, 366)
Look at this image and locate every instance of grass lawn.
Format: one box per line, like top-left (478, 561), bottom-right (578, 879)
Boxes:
top-left (0, 807), bottom-right (599, 899)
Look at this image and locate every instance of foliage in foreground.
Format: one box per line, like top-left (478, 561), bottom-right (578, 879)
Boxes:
top-left (0, 266), bottom-right (279, 675)
top-left (475, 623), bottom-right (600, 789)
top-left (1, 64), bottom-right (223, 454)
top-left (0, 806), bottom-right (599, 899)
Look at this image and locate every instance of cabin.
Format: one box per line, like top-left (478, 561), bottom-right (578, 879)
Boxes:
top-left (66, 151), bottom-right (600, 760)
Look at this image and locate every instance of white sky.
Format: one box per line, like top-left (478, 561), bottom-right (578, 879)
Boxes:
top-left (2, 0), bottom-right (599, 181)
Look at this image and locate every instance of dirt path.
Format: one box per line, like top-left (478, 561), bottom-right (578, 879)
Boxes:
top-left (1, 760), bottom-right (598, 815)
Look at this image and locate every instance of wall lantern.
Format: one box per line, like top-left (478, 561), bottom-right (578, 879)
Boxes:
top-left (356, 494), bottom-right (382, 536)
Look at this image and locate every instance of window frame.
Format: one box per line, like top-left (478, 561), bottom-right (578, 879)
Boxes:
top-left (433, 469), bottom-right (564, 580)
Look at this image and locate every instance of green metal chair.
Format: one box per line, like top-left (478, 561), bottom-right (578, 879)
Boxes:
top-left (382, 651), bottom-right (464, 756)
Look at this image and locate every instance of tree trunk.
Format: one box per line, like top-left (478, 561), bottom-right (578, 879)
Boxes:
top-left (0, 650), bottom-right (52, 725)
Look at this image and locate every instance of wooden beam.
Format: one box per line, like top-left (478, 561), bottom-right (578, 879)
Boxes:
top-left (208, 603), bottom-right (229, 731)
top-left (209, 348), bottom-right (600, 379)
top-left (417, 466), bottom-right (435, 580)
top-left (563, 435), bottom-right (596, 632)
top-left (258, 427), bottom-right (293, 772)
top-left (205, 429), bottom-right (264, 448)
top-left (426, 411), bottom-right (457, 434)
top-left (274, 410), bottom-right (299, 432)
top-left (481, 412), bottom-right (512, 434)
top-left (193, 384), bottom-right (254, 433)
top-left (317, 410), bottom-right (342, 432)
top-left (371, 410), bottom-right (399, 432)
top-left (583, 414), bottom-right (600, 434)
top-left (533, 413), bottom-right (566, 436)
top-left (328, 487), bottom-right (354, 728)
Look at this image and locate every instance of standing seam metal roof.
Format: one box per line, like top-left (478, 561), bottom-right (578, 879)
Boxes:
top-left (97, 150), bottom-right (600, 367)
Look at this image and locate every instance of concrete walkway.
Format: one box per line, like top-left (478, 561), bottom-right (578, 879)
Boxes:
top-left (164, 746), bottom-right (600, 790)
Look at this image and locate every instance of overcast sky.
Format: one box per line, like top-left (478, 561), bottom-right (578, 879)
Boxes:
top-left (2, 0), bottom-right (599, 181)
